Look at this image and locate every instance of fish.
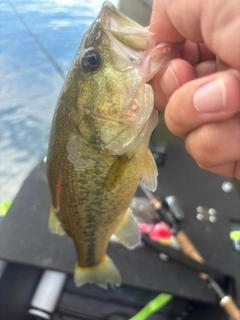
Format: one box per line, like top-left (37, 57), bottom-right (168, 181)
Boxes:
top-left (46, 0), bottom-right (180, 288)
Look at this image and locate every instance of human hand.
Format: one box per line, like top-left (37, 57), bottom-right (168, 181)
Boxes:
top-left (149, 0), bottom-right (240, 179)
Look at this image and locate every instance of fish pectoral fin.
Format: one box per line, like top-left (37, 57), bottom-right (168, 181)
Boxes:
top-left (74, 256), bottom-right (121, 289)
top-left (104, 155), bottom-right (132, 190)
top-left (114, 208), bottom-right (141, 249)
top-left (141, 149), bottom-right (158, 192)
top-left (48, 205), bottom-right (65, 236)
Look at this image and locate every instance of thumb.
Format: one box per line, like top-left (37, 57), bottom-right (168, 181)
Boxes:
top-left (164, 70), bottom-right (240, 137)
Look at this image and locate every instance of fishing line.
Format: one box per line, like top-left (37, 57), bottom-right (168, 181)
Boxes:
top-left (6, 0), bottom-right (65, 80)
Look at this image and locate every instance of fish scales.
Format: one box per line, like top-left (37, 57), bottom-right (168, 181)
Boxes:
top-left (47, 1), bottom-right (181, 288)
top-left (49, 129), bottom-right (146, 267)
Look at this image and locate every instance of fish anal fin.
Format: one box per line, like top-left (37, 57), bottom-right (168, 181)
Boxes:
top-left (114, 208), bottom-right (140, 249)
top-left (104, 155), bottom-right (132, 190)
top-left (74, 256), bottom-right (121, 289)
top-left (48, 205), bottom-right (65, 236)
top-left (141, 149), bottom-right (158, 192)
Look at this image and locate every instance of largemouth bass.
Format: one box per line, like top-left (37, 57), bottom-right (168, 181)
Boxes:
top-left (47, 0), bottom-right (179, 288)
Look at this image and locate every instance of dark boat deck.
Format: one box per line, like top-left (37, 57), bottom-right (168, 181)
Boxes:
top-left (1, 143), bottom-right (240, 319)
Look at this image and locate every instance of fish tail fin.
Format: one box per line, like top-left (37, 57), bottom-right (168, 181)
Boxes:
top-left (74, 256), bottom-right (121, 289)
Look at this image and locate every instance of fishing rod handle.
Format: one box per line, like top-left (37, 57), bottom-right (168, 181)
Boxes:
top-left (176, 230), bottom-right (205, 264)
top-left (176, 231), bottom-right (240, 318)
top-left (220, 296), bottom-right (240, 320)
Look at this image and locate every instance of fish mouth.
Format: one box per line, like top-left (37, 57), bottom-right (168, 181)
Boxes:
top-left (98, 1), bottom-right (183, 50)
top-left (97, 1), bottom-right (182, 81)
top-left (97, 1), bottom-right (156, 51)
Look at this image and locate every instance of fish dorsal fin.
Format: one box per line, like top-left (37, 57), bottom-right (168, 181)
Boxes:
top-left (114, 208), bottom-right (140, 249)
top-left (48, 205), bottom-right (65, 236)
top-left (104, 155), bottom-right (132, 190)
top-left (141, 149), bottom-right (158, 192)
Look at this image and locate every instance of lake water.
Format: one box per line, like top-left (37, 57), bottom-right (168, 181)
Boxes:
top-left (0, 0), bottom-right (119, 204)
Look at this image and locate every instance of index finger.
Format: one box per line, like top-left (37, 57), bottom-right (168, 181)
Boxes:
top-left (149, 0), bottom-right (203, 43)
top-left (149, 0), bottom-right (240, 70)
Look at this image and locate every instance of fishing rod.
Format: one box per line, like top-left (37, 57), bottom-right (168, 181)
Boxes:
top-left (140, 184), bottom-right (240, 320)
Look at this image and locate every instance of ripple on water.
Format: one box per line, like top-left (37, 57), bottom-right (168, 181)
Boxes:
top-left (1, 0), bottom-right (119, 202)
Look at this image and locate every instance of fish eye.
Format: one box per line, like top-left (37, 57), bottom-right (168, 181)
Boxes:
top-left (81, 48), bottom-right (102, 73)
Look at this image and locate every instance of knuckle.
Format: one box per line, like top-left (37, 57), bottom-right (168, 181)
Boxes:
top-left (185, 125), bottom-right (220, 168)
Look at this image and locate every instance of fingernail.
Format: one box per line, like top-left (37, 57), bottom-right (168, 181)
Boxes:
top-left (193, 78), bottom-right (226, 112)
top-left (160, 66), bottom-right (180, 96)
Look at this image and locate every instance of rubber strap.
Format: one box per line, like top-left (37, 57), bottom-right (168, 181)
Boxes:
top-left (129, 293), bottom-right (173, 320)
top-left (0, 200), bottom-right (12, 216)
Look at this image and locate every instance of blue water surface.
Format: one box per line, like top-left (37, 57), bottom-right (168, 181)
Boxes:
top-left (0, 0), bottom-right (119, 202)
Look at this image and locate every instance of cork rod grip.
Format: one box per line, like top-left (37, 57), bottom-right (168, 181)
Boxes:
top-left (177, 231), bottom-right (240, 318)
top-left (176, 230), bottom-right (205, 263)
top-left (220, 296), bottom-right (240, 320)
